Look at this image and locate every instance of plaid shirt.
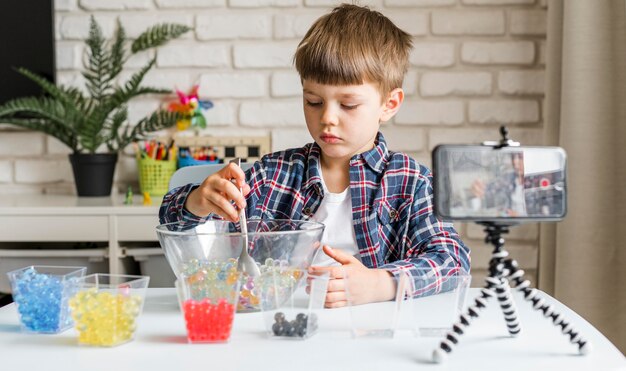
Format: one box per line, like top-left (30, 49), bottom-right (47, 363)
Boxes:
top-left (159, 132), bottom-right (470, 294)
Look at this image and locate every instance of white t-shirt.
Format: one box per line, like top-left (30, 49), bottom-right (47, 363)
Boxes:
top-left (310, 170), bottom-right (360, 266)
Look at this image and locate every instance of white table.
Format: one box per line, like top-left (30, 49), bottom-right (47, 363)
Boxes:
top-left (0, 289), bottom-right (623, 370)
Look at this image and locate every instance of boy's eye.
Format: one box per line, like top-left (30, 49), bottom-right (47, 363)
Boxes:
top-left (306, 101), bottom-right (322, 107)
top-left (342, 104), bottom-right (358, 110)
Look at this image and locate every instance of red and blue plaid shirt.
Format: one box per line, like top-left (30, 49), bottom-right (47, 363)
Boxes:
top-left (159, 132), bottom-right (470, 294)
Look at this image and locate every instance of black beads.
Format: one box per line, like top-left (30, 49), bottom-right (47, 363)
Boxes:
top-left (271, 311), bottom-right (318, 338)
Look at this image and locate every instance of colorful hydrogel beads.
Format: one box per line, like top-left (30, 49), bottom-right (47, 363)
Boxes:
top-left (7, 266), bottom-right (85, 333)
top-left (69, 289), bottom-right (143, 346)
top-left (183, 298), bottom-right (236, 343)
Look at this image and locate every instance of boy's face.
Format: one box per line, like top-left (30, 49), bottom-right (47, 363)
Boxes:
top-left (302, 80), bottom-right (402, 164)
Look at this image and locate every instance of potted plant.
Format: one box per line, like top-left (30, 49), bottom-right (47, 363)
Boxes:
top-left (0, 17), bottom-right (190, 196)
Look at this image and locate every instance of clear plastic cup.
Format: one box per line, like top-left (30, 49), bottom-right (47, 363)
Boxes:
top-left (175, 271), bottom-right (242, 343)
top-left (7, 265), bottom-right (86, 334)
top-left (409, 268), bottom-right (471, 336)
top-left (69, 274), bottom-right (150, 347)
top-left (347, 269), bottom-right (411, 338)
top-left (260, 269), bottom-right (329, 340)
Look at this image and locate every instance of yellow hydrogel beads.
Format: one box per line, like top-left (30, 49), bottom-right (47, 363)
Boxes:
top-left (69, 289), bottom-right (142, 346)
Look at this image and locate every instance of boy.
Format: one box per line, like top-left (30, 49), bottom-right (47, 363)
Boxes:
top-left (160, 4), bottom-right (470, 308)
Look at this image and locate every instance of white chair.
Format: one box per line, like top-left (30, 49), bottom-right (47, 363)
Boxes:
top-left (168, 162), bottom-right (254, 191)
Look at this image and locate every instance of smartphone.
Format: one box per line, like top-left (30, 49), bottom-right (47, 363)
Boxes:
top-left (432, 145), bottom-right (567, 222)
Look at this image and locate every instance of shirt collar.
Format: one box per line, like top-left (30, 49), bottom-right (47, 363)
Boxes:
top-left (353, 131), bottom-right (389, 174)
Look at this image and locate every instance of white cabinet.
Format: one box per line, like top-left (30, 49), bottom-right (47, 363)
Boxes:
top-left (0, 194), bottom-right (163, 291)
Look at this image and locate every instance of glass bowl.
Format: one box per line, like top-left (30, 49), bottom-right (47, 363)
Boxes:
top-left (157, 219), bottom-right (325, 312)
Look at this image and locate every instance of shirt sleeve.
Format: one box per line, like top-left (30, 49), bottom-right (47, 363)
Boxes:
top-left (380, 167), bottom-right (471, 298)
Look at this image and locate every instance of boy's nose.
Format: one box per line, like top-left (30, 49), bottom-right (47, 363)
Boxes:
top-left (320, 106), bottom-right (339, 126)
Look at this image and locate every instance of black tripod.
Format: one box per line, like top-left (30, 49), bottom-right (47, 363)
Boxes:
top-left (432, 222), bottom-right (592, 363)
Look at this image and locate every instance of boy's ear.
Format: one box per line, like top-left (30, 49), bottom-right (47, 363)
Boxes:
top-left (380, 88), bottom-right (404, 123)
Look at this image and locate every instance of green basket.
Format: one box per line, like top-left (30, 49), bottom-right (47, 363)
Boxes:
top-left (138, 157), bottom-right (177, 198)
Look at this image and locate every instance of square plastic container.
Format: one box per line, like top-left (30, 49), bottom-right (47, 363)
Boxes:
top-left (69, 274), bottom-right (150, 347)
top-left (260, 269), bottom-right (329, 340)
top-left (7, 265), bottom-right (87, 334)
top-left (409, 268), bottom-right (471, 336)
top-left (347, 269), bottom-right (411, 338)
top-left (175, 271), bottom-right (242, 343)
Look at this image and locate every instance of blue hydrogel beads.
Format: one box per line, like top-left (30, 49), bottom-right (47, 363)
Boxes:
top-left (12, 267), bottom-right (80, 333)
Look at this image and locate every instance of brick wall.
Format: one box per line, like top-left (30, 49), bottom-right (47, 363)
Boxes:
top-left (0, 0), bottom-right (548, 284)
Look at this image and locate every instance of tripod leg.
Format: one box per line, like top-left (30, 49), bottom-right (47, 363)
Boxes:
top-left (504, 259), bottom-right (592, 355)
top-left (432, 279), bottom-right (497, 364)
top-left (493, 254), bottom-right (521, 336)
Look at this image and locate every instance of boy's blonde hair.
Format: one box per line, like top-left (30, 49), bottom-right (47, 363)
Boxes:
top-left (294, 3), bottom-right (413, 98)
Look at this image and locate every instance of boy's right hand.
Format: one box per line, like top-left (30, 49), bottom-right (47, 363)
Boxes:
top-left (184, 162), bottom-right (250, 222)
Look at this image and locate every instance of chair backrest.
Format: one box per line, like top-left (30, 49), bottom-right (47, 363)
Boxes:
top-left (168, 162), bottom-right (254, 191)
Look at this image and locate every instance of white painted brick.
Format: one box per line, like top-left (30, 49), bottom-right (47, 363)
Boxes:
top-left (55, 0), bottom-right (77, 11)
top-left (127, 99), bottom-right (163, 124)
top-left (420, 72), bottom-right (492, 97)
top-left (119, 14), bottom-right (194, 39)
top-left (0, 161), bottom-right (13, 183)
top-left (462, 0), bottom-right (534, 4)
top-left (0, 132), bottom-right (45, 156)
top-left (379, 127), bottom-right (426, 152)
top-left (271, 128), bottom-right (312, 151)
top-left (462, 41), bottom-right (534, 65)
top-left (432, 11), bottom-right (505, 36)
top-left (199, 73), bottom-right (267, 98)
top-left (240, 100), bottom-right (303, 127)
top-left (118, 70), bottom-right (192, 93)
top-left (59, 15), bottom-right (116, 40)
top-left (538, 41), bottom-right (546, 65)
top-left (230, 0), bottom-right (299, 7)
top-left (55, 42), bottom-right (83, 70)
top-left (0, 184), bottom-right (45, 195)
top-left (55, 17), bottom-right (62, 41)
top-left (510, 10), bottom-right (547, 36)
top-left (47, 137), bottom-right (73, 155)
top-left (113, 156), bottom-right (138, 183)
top-left (200, 101), bottom-right (237, 126)
top-left (234, 43), bottom-right (297, 68)
top-left (43, 183), bottom-right (77, 195)
top-left (271, 72), bottom-right (302, 97)
top-left (469, 100), bottom-right (539, 124)
top-left (395, 101), bottom-right (464, 126)
top-left (56, 72), bottom-right (88, 94)
top-left (15, 159), bottom-right (73, 183)
top-left (408, 153), bottom-right (431, 169)
top-left (410, 43), bottom-right (455, 67)
top-left (306, 0), bottom-right (382, 6)
top-left (467, 222), bottom-right (538, 241)
top-left (428, 127), bottom-right (543, 150)
top-left (79, 0), bottom-right (153, 10)
top-left (388, 13), bottom-right (428, 36)
top-left (155, 0), bottom-right (225, 8)
top-left (157, 44), bottom-right (230, 68)
top-left (197, 14), bottom-right (271, 40)
top-left (194, 127), bottom-right (270, 138)
top-left (498, 70), bottom-right (545, 95)
top-left (274, 14), bottom-right (321, 39)
top-left (402, 70), bottom-right (419, 96)
top-left (385, 0), bottom-right (455, 7)
top-left (125, 50), bottom-right (155, 69)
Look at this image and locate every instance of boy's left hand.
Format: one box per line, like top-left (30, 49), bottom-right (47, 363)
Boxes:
top-left (308, 245), bottom-right (396, 308)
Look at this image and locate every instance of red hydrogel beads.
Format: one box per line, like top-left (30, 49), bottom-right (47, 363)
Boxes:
top-left (183, 298), bottom-right (235, 342)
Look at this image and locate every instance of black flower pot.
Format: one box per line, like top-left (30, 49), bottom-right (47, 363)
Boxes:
top-left (69, 153), bottom-right (118, 197)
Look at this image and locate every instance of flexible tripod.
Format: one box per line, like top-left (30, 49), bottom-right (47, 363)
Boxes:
top-left (432, 223), bottom-right (592, 363)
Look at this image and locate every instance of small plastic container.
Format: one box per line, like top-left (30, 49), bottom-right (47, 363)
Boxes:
top-left (348, 269), bottom-right (411, 339)
top-left (178, 156), bottom-right (220, 168)
top-left (7, 265), bottom-right (86, 334)
top-left (175, 271), bottom-right (242, 343)
top-left (137, 156), bottom-right (177, 197)
top-left (260, 269), bottom-right (329, 340)
top-left (69, 274), bottom-right (150, 347)
top-left (409, 268), bottom-right (471, 336)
